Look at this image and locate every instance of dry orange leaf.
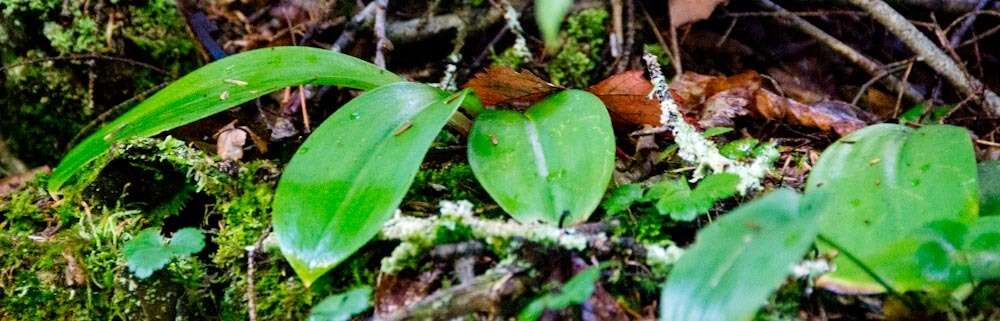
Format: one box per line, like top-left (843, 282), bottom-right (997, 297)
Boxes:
top-left (587, 70), bottom-right (662, 125)
top-left (464, 66), bottom-right (561, 108)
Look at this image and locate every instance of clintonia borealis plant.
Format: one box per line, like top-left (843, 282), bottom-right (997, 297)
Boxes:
top-left (49, 46), bottom-right (1000, 321)
top-left (49, 46), bottom-right (615, 286)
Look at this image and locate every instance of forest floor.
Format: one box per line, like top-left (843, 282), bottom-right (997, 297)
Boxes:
top-left (1, 0), bottom-right (999, 320)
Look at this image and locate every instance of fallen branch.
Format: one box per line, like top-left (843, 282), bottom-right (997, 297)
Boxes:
top-left (849, 0), bottom-right (1000, 116)
top-left (755, 0), bottom-right (925, 104)
top-left (375, 264), bottom-right (527, 321)
top-left (373, 0), bottom-right (392, 68)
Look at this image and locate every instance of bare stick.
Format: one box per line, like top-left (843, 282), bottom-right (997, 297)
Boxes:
top-left (246, 227), bottom-right (271, 321)
top-left (849, 0), bottom-right (1000, 115)
top-left (331, 1), bottom-right (378, 52)
top-left (374, 0), bottom-right (392, 68)
top-left (947, 0), bottom-right (992, 47)
top-left (756, 0), bottom-right (925, 104)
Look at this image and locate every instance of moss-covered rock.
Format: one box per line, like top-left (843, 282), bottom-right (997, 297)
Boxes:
top-left (545, 8), bottom-right (608, 88)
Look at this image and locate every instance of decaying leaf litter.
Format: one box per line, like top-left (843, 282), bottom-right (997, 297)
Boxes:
top-left (1, 0), bottom-right (999, 320)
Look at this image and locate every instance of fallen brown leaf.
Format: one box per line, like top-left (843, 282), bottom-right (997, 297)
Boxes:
top-left (699, 88), bottom-right (753, 128)
top-left (669, 0), bottom-right (727, 27)
top-left (464, 66), bottom-right (561, 108)
top-left (669, 72), bottom-right (715, 109)
top-left (753, 91), bottom-right (877, 135)
top-left (587, 71), bottom-right (662, 125)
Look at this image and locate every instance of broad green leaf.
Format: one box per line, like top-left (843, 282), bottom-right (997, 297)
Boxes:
top-left (602, 184), bottom-right (644, 215)
top-left (123, 228), bottom-right (172, 279)
top-left (979, 161), bottom-right (1000, 216)
top-left (805, 124), bottom-right (979, 294)
top-left (660, 190), bottom-right (817, 321)
top-left (468, 90), bottom-right (614, 225)
top-left (123, 227), bottom-right (205, 278)
top-left (49, 46), bottom-right (402, 191)
top-left (518, 265), bottom-right (601, 321)
top-left (912, 220), bottom-right (972, 287)
top-left (535, 0), bottom-right (572, 51)
top-left (274, 83), bottom-right (467, 286)
top-left (307, 286), bottom-right (372, 321)
top-left (168, 227), bottom-right (206, 256)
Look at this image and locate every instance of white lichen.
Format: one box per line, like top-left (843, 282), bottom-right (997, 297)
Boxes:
top-left (502, 0), bottom-right (533, 62)
top-left (642, 53), bottom-right (778, 193)
top-left (435, 53), bottom-right (461, 91)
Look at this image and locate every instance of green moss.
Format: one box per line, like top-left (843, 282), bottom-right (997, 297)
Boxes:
top-left (545, 8), bottom-right (608, 88)
top-left (0, 0), bottom-right (196, 166)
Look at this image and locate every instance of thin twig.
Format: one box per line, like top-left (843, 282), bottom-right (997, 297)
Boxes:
top-left (755, 0), bottom-right (925, 104)
top-left (246, 227), bottom-right (272, 321)
top-left (373, 0), bottom-right (392, 68)
top-left (947, 1), bottom-right (994, 47)
top-left (638, 1), bottom-right (676, 76)
top-left (0, 54), bottom-right (169, 75)
top-left (331, 1), bottom-right (378, 51)
top-left (893, 59), bottom-right (916, 117)
top-left (851, 64), bottom-right (908, 106)
top-left (849, 0), bottom-right (1000, 115)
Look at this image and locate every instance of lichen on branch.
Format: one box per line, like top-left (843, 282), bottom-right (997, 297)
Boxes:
top-left (642, 52), bottom-right (778, 193)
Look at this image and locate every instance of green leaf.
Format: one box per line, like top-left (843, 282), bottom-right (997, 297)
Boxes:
top-left (518, 265), bottom-right (601, 321)
top-left (468, 90), bottom-right (615, 225)
top-left (702, 127), bottom-right (733, 138)
top-left (654, 174), bottom-right (739, 221)
top-left (660, 190), bottom-right (817, 321)
top-left (307, 286), bottom-right (372, 321)
top-left (602, 184), bottom-right (644, 215)
top-left (273, 83), bottom-right (467, 286)
top-left (912, 220), bottom-right (971, 287)
top-left (967, 216), bottom-right (1000, 280)
top-left (168, 227), bottom-right (206, 256)
top-left (804, 124), bottom-right (979, 294)
top-left (652, 179), bottom-right (696, 220)
top-left (49, 46), bottom-right (402, 192)
top-left (123, 228), bottom-right (171, 279)
top-left (123, 227), bottom-right (205, 278)
top-left (719, 138), bottom-right (760, 160)
top-left (535, 0), bottom-right (572, 51)
top-left (979, 160), bottom-right (1000, 216)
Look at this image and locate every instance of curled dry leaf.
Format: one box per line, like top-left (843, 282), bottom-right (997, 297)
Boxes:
top-left (587, 70), bottom-right (661, 125)
top-left (753, 91), bottom-right (877, 135)
top-left (464, 66), bottom-right (561, 108)
top-left (670, 70), bottom-right (877, 135)
top-left (215, 121), bottom-right (248, 161)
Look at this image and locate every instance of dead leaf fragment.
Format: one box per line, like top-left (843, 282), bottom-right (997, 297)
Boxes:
top-left (215, 121), bottom-right (247, 161)
top-left (669, 0), bottom-right (727, 27)
top-left (464, 66), bottom-right (561, 108)
top-left (375, 269), bottom-right (443, 318)
top-left (587, 70), bottom-right (661, 125)
top-left (753, 91), bottom-right (877, 135)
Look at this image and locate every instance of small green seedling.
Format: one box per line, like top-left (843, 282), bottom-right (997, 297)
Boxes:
top-left (123, 227), bottom-right (205, 278)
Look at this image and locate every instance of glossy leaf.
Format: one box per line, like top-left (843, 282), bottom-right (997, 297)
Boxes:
top-left (805, 124), bottom-right (979, 294)
top-left (661, 190), bottom-right (817, 321)
top-left (273, 83), bottom-right (466, 286)
top-left (518, 265), bottom-right (601, 321)
top-left (468, 90), bottom-right (614, 225)
top-left (535, 0), bottom-right (572, 51)
top-left (49, 46), bottom-right (402, 191)
top-left (307, 286), bottom-right (372, 321)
